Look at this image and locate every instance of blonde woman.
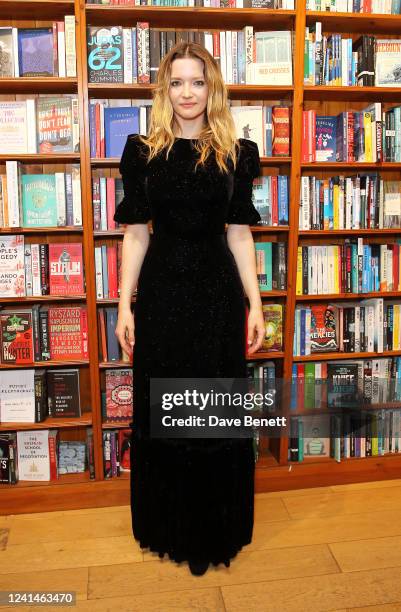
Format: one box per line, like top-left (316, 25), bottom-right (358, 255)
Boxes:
top-left (114, 41), bottom-right (265, 576)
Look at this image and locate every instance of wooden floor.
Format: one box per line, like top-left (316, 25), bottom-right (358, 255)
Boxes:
top-left (2, 479), bottom-right (401, 611)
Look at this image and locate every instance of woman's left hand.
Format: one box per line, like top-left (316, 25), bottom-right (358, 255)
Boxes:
top-left (246, 306), bottom-right (265, 355)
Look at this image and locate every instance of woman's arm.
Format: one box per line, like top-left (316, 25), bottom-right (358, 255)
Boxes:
top-left (226, 224), bottom-right (265, 354)
top-left (115, 224), bottom-right (150, 355)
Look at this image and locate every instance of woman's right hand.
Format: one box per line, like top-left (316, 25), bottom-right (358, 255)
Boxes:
top-left (115, 308), bottom-right (135, 356)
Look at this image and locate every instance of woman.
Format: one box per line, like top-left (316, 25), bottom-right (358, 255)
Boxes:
top-left (114, 41), bottom-right (265, 576)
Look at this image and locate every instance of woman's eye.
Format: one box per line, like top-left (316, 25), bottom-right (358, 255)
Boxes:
top-left (194, 80), bottom-right (204, 86)
top-left (170, 81), bottom-right (180, 87)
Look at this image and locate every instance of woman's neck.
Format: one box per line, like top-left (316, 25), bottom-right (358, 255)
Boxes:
top-left (173, 117), bottom-right (205, 140)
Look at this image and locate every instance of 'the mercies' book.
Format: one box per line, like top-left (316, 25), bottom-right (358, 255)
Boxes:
top-left (310, 304), bottom-right (338, 353)
top-left (104, 107), bottom-right (139, 157)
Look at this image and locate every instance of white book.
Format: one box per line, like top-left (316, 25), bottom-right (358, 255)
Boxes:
top-left (0, 101), bottom-right (28, 153)
top-left (300, 176), bottom-right (310, 230)
top-left (17, 430), bottom-right (51, 481)
top-left (230, 105), bottom-right (264, 161)
top-left (251, 31), bottom-right (293, 86)
top-left (225, 30), bottom-right (232, 85)
top-left (30, 243), bottom-right (41, 296)
top-left (123, 28), bottom-right (133, 84)
top-left (55, 172), bottom-right (66, 226)
top-left (95, 247), bottom-right (104, 299)
top-left (57, 22), bottom-right (66, 78)
top-left (5, 161), bottom-right (20, 227)
top-left (26, 99), bottom-right (37, 153)
top-left (0, 369), bottom-right (35, 423)
top-left (0, 234), bottom-right (25, 298)
top-left (24, 243), bottom-right (33, 296)
top-left (71, 165), bottom-right (82, 226)
top-left (243, 26), bottom-right (253, 85)
top-left (71, 97), bottom-right (79, 153)
top-left (219, 31), bottom-right (227, 83)
top-left (64, 15), bottom-right (77, 78)
top-left (100, 177), bottom-right (107, 231)
top-left (12, 27), bottom-right (19, 78)
top-left (139, 106), bottom-right (147, 135)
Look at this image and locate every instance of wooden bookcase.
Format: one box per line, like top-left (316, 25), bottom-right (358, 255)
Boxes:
top-left (2, 0), bottom-right (401, 515)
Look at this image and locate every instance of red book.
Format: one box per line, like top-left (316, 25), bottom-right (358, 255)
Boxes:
top-left (49, 243), bottom-right (84, 296)
top-left (105, 369), bottom-right (133, 422)
top-left (301, 110), bottom-right (309, 163)
top-left (106, 178), bottom-right (116, 229)
top-left (118, 429), bottom-right (131, 472)
top-left (95, 103), bottom-right (101, 158)
top-left (107, 246), bottom-right (118, 298)
top-left (48, 306), bottom-right (88, 360)
top-left (272, 106), bottom-right (290, 157)
top-left (271, 176), bottom-right (278, 226)
top-left (48, 431), bottom-right (58, 480)
top-left (297, 363), bottom-right (305, 411)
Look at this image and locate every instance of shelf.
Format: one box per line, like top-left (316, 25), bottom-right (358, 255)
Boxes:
top-left (296, 291), bottom-right (401, 301)
top-left (304, 85), bottom-right (401, 102)
top-left (0, 471), bottom-right (92, 490)
top-left (247, 351), bottom-right (284, 360)
top-left (1, 295), bottom-right (86, 303)
top-left (306, 10), bottom-right (401, 34)
top-left (85, 6), bottom-right (296, 29)
top-left (99, 361), bottom-right (132, 369)
top-left (293, 350), bottom-right (401, 362)
top-left (0, 415), bottom-right (92, 432)
top-left (299, 229), bottom-right (401, 236)
top-left (102, 421), bottom-right (131, 429)
top-left (90, 156), bottom-right (292, 167)
top-left (301, 162), bottom-right (401, 170)
top-left (0, 0), bottom-right (74, 19)
top-left (0, 78), bottom-right (77, 94)
top-left (0, 226), bottom-right (83, 234)
top-left (88, 82), bottom-right (294, 100)
top-left (0, 360), bottom-right (89, 369)
top-left (0, 153), bottom-right (80, 163)
top-left (260, 290), bottom-right (287, 298)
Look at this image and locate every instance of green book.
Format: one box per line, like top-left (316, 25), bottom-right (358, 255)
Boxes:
top-left (22, 174), bottom-right (57, 227)
top-left (255, 242), bottom-right (272, 291)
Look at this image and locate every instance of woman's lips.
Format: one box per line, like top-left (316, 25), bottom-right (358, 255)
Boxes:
top-left (180, 103), bottom-right (196, 107)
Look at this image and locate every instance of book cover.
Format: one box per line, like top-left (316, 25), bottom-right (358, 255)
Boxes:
top-left (0, 309), bottom-right (33, 364)
top-left (0, 368), bottom-right (35, 423)
top-left (261, 304), bottom-right (283, 351)
top-left (18, 28), bottom-right (54, 77)
top-left (104, 107), bottom-right (139, 158)
top-left (310, 304), bottom-right (338, 353)
top-left (49, 242), bottom-right (84, 295)
top-left (105, 369), bottom-right (133, 422)
top-left (231, 105), bottom-right (264, 158)
top-left (22, 174), bottom-right (58, 227)
top-left (252, 31), bottom-right (293, 85)
top-left (87, 26), bottom-right (123, 83)
top-left (0, 101), bottom-right (29, 153)
top-left (17, 430), bottom-right (51, 481)
top-left (0, 235), bottom-right (25, 297)
top-left (36, 97), bottom-right (74, 153)
top-left (0, 27), bottom-right (14, 77)
top-left (327, 363), bottom-right (359, 408)
top-left (375, 39), bottom-right (401, 86)
top-left (47, 369), bottom-right (80, 417)
top-left (48, 306), bottom-right (88, 360)
top-left (315, 116), bottom-right (337, 162)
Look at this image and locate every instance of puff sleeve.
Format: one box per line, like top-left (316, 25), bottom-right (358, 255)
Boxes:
top-left (227, 138), bottom-right (262, 225)
top-left (113, 134), bottom-right (151, 225)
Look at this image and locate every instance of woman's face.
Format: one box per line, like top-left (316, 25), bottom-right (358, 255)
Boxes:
top-left (168, 57), bottom-right (209, 125)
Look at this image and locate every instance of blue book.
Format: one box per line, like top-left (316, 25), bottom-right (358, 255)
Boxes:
top-left (18, 28), bottom-right (54, 77)
top-left (264, 106), bottom-right (273, 157)
top-left (132, 29), bottom-right (138, 83)
top-left (255, 242), bottom-right (272, 291)
top-left (89, 104), bottom-right (97, 158)
top-left (105, 308), bottom-right (120, 361)
top-left (316, 116), bottom-right (336, 162)
top-left (104, 107), bottom-right (139, 158)
top-left (278, 176), bottom-right (289, 225)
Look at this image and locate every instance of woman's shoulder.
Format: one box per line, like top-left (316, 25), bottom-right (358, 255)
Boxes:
top-left (119, 133), bottom-right (149, 173)
top-left (235, 138), bottom-right (260, 179)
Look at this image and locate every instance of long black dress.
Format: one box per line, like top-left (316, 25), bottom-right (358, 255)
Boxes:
top-left (113, 133), bottom-right (262, 568)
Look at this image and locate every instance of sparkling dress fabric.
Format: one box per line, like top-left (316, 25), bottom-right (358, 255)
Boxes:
top-left (114, 134), bottom-right (261, 567)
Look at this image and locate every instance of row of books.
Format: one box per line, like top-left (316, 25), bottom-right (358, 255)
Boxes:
top-left (0, 163), bottom-right (82, 229)
top-left (290, 358), bottom-right (401, 410)
top-left (255, 242), bottom-right (287, 291)
top-left (304, 30), bottom-right (401, 87)
top-left (306, 0), bottom-right (401, 13)
top-left (294, 298), bottom-right (394, 356)
top-left (0, 429), bottom-right (94, 483)
top-left (0, 97), bottom-right (79, 155)
top-left (297, 241), bottom-right (401, 295)
top-left (87, 25), bottom-right (293, 85)
top-left (252, 175), bottom-right (289, 226)
top-left (87, 0), bottom-right (295, 7)
top-left (289, 410), bottom-right (401, 463)
top-left (299, 176), bottom-right (401, 231)
top-left (103, 429), bottom-right (131, 478)
top-left (93, 176), bottom-right (123, 230)
top-left (302, 104), bottom-right (401, 163)
top-left (101, 368), bottom-right (133, 422)
top-left (0, 21), bottom-right (77, 78)
top-left (95, 244), bottom-right (122, 299)
top-left (0, 306), bottom-right (89, 364)
top-left (0, 237), bottom-right (85, 298)
top-left (0, 368), bottom-right (81, 423)
top-left (89, 101), bottom-right (291, 158)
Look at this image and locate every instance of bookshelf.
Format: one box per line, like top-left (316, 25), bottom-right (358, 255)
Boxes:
top-left (3, 0), bottom-right (401, 514)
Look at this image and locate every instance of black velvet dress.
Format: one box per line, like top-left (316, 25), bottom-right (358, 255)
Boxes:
top-left (113, 133), bottom-right (262, 568)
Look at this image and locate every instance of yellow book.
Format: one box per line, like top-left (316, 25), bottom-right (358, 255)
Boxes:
top-left (334, 245), bottom-right (340, 293)
top-left (296, 246), bottom-right (303, 295)
top-left (394, 304), bottom-right (400, 351)
top-left (363, 112), bottom-right (372, 162)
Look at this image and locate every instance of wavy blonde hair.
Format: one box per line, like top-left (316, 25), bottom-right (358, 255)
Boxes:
top-left (139, 41), bottom-right (238, 173)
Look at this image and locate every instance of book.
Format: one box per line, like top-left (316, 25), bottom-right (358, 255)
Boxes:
top-left (49, 243), bottom-right (84, 295)
top-left (17, 28), bottom-right (54, 77)
top-left (104, 107), bottom-right (139, 157)
top-left (0, 235), bottom-right (25, 297)
top-left (87, 26), bottom-right (124, 83)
